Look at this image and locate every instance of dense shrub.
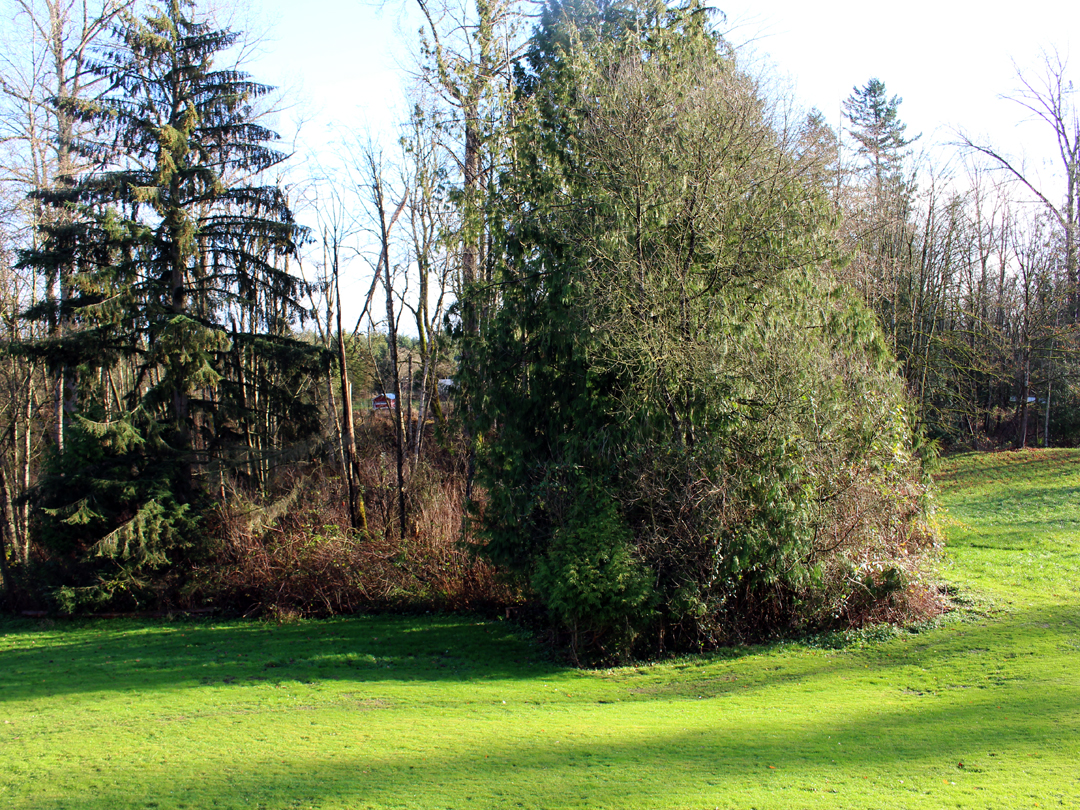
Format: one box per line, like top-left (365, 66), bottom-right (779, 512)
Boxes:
top-left (30, 411), bottom-right (206, 613)
top-left (466, 0), bottom-right (941, 662)
top-left (189, 420), bottom-right (512, 617)
top-left (532, 488), bottom-right (656, 662)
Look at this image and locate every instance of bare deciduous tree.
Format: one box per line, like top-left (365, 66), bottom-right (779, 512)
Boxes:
top-left (962, 51), bottom-right (1080, 318)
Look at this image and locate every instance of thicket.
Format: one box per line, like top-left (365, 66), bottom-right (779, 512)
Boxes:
top-left (4, 0), bottom-right (1078, 662)
top-left (466, 0), bottom-right (938, 661)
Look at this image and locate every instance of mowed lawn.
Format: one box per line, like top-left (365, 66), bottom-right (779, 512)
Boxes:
top-left (1, 450), bottom-right (1078, 809)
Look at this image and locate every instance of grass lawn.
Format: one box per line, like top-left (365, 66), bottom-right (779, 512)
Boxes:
top-left (1, 449), bottom-right (1078, 809)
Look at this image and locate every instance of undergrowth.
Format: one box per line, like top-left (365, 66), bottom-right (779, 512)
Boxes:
top-left (0, 449), bottom-right (1077, 808)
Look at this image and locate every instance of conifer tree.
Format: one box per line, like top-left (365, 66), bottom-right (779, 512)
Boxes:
top-left (841, 78), bottom-right (931, 407)
top-left (470, 0), bottom-right (935, 660)
top-left (20, 0), bottom-right (320, 608)
top-left (843, 78), bottom-right (917, 191)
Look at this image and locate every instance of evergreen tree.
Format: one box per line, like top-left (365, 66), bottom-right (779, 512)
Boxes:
top-left (19, 0), bottom-right (322, 608)
top-left (841, 78), bottom-right (947, 435)
top-left (843, 78), bottom-right (917, 191)
top-left (470, 0), bottom-right (935, 660)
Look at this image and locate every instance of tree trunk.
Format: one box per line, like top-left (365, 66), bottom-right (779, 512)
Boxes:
top-left (371, 167), bottom-right (408, 540)
top-left (335, 258), bottom-right (367, 534)
top-left (0, 465), bottom-right (15, 604)
top-left (1017, 355), bottom-right (1031, 449)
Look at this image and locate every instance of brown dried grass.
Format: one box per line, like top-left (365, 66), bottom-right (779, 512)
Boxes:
top-left (188, 422), bottom-right (514, 616)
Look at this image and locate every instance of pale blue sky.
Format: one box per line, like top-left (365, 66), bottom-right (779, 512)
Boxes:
top-left (242, 0), bottom-right (1079, 331)
top-left (247, 0), bottom-right (1079, 184)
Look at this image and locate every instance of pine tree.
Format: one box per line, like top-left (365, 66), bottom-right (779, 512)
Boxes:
top-left (842, 79), bottom-right (934, 405)
top-left (20, 0), bottom-right (322, 608)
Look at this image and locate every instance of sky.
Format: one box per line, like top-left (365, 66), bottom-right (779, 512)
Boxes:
top-left (241, 0), bottom-right (1080, 329)
top-left (718, 0), bottom-right (1078, 182)
top-left (246, 0), bottom-right (1080, 180)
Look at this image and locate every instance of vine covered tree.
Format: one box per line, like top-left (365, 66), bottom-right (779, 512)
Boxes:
top-left (20, 0), bottom-right (322, 609)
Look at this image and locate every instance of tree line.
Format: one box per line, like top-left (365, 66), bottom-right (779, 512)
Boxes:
top-left (0, 0), bottom-right (1075, 660)
top-left (838, 67), bottom-right (1080, 451)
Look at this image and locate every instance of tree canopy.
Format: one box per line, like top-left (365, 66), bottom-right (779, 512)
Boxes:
top-left (467, 0), bottom-right (935, 661)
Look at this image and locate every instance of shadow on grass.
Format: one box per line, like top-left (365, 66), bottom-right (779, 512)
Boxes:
top-left (936, 449), bottom-right (1080, 490)
top-left (617, 603), bottom-right (1080, 706)
top-left (0, 614), bottom-right (563, 702)
top-left (1, 603), bottom-right (1077, 706)
top-left (13, 651), bottom-right (1079, 810)
top-left (945, 497), bottom-right (1080, 529)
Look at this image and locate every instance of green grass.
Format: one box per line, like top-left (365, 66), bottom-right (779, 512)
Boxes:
top-left (935, 449), bottom-right (1080, 608)
top-left (2, 449), bottom-right (1078, 809)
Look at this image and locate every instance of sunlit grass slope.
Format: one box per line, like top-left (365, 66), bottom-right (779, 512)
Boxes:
top-left (936, 449), bottom-right (1080, 607)
top-left (1, 449), bottom-right (1078, 809)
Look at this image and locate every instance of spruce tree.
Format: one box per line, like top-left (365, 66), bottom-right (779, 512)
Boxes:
top-left (20, 0), bottom-right (320, 608)
top-left (841, 79), bottom-right (936, 400)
